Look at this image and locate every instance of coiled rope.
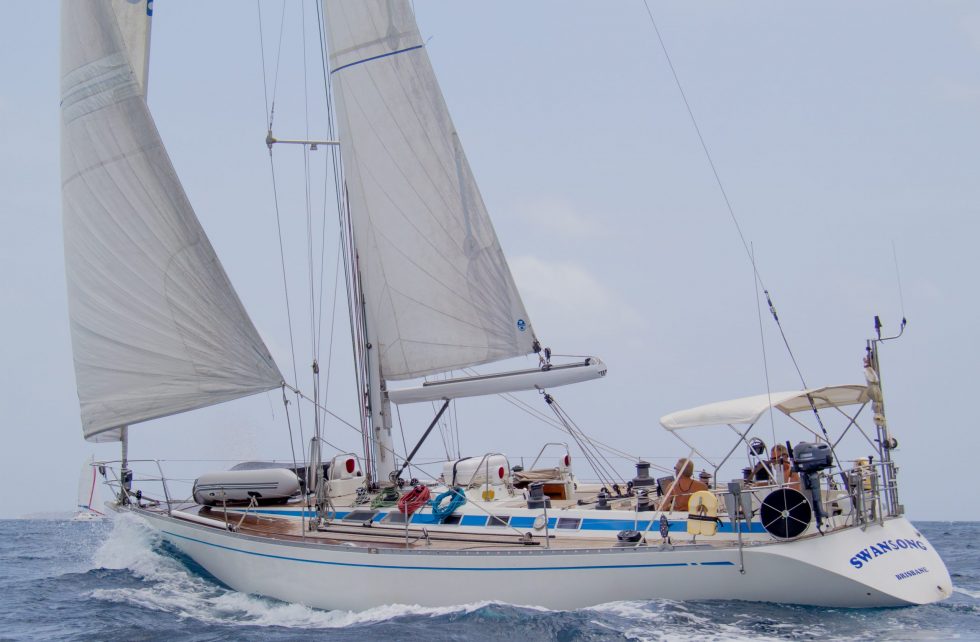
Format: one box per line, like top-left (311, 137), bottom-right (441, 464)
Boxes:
top-left (370, 486), bottom-right (401, 508)
top-left (397, 485), bottom-right (431, 516)
top-left (431, 487), bottom-right (466, 522)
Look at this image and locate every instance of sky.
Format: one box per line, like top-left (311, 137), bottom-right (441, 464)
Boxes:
top-left (1, 1), bottom-right (979, 521)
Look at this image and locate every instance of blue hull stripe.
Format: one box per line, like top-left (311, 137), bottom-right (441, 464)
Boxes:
top-left (161, 529), bottom-right (736, 572)
top-left (241, 508), bottom-right (766, 534)
top-left (331, 45), bottom-right (424, 75)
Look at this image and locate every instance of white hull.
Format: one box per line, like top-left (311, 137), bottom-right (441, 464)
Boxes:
top-left (130, 506), bottom-right (951, 610)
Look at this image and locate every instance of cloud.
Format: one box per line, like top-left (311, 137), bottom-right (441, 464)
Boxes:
top-left (513, 196), bottom-right (607, 240)
top-left (510, 255), bottom-right (646, 344)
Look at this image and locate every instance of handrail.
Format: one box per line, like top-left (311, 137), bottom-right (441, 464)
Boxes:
top-left (96, 458), bottom-right (173, 515)
top-left (528, 442), bottom-right (570, 472)
top-left (460, 452), bottom-right (507, 489)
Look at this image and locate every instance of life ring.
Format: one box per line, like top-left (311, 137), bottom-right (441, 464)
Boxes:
top-left (397, 484), bottom-right (431, 516)
top-left (686, 490), bottom-right (721, 536)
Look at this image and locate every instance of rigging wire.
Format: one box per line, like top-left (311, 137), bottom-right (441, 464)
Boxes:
top-left (297, 0), bottom-right (329, 457)
top-left (429, 388), bottom-right (452, 461)
top-left (279, 384), bottom-right (302, 531)
top-left (255, 0), bottom-right (271, 129)
top-left (283, 383), bottom-right (395, 451)
top-left (314, 0), bottom-right (373, 466)
top-left (302, 0), bottom-right (317, 360)
top-left (268, 1), bottom-right (288, 130)
top-left (753, 243), bottom-right (778, 448)
top-left (266, 138), bottom-right (308, 455)
top-left (462, 367), bottom-right (641, 464)
top-left (395, 403), bottom-right (414, 481)
top-left (319, 237), bottom-right (343, 417)
top-left (641, 1), bottom-right (812, 393)
top-left (257, 1), bottom-right (306, 459)
top-left (450, 392), bottom-right (461, 459)
top-left (891, 241), bottom-right (907, 321)
top-left (307, 0), bottom-right (340, 435)
top-left (545, 394), bottom-right (622, 489)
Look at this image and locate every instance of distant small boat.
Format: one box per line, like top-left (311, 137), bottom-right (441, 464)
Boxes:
top-left (72, 456), bottom-right (106, 521)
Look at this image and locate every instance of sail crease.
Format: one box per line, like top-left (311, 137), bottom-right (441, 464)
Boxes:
top-left (324, 0), bottom-right (537, 381)
top-left (61, 1), bottom-right (283, 441)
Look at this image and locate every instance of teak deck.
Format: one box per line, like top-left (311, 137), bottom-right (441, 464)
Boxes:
top-left (191, 505), bottom-right (630, 551)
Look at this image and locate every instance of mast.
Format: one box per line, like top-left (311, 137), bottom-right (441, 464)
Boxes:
top-left (320, 1), bottom-right (597, 487)
top-left (366, 341), bottom-right (398, 484)
top-left (865, 315), bottom-right (905, 516)
top-left (119, 426), bottom-right (131, 502)
top-left (337, 191), bottom-right (396, 486)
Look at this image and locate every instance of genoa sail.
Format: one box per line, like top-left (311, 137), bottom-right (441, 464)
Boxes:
top-left (323, 0), bottom-right (537, 381)
top-left (60, 1), bottom-right (282, 442)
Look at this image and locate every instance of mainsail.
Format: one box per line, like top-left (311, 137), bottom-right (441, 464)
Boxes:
top-left (109, 0), bottom-right (152, 96)
top-left (323, 0), bottom-right (537, 381)
top-left (60, 1), bottom-right (282, 442)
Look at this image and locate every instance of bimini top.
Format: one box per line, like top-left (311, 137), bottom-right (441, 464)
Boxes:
top-left (659, 385), bottom-right (870, 431)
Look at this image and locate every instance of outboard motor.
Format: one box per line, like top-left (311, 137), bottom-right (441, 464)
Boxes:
top-left (792, 441), bottom-right (834, 525)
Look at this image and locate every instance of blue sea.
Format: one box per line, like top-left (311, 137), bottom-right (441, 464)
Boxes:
top-left (0, 515), bottom-right (976, 641)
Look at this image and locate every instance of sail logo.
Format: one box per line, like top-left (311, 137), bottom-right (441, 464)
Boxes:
top-left (849, 538), bottom-right (928, 569)
top-left (516, 319), bottom-right (526, 332)
top-left (127, 0), bottom-right (152, 16)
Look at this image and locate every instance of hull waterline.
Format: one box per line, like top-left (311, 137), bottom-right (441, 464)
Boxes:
top-left (124, 506), bottom-right (952, 611)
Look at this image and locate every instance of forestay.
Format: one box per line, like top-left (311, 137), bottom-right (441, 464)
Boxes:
top-left (61, 1), bottom-right (282, 442)
top-left (323, 0), bottom-right (536, 381)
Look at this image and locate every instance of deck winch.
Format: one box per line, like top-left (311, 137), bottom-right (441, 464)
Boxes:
top-left (526, 481), bottom-right (552, 509)
top-left (631, 461), bottom-right (656, 490)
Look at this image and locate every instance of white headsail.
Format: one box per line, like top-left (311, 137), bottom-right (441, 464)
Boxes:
top-left (109, 0), bottom-right (152, 96)
top-left (76, 456), bottom-right (100, 512)
top-left (323, 0), bottom-right (537, 381)
top-left (61, 1), bottom-right (282, 442)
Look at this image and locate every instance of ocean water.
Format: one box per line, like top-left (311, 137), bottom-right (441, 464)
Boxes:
top-left (0, 516), bottom-right (976, 641)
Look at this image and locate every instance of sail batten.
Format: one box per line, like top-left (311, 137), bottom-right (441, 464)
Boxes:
top-left (61, 1), bottom-right (282, 441)
top-left (324, 0), bottom-right (537, 381)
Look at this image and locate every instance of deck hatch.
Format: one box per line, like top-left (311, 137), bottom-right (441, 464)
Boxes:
top-left (342, 510), bottom-right (379, 522)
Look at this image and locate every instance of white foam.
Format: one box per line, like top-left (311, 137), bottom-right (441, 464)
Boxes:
top-left (88, 516), bottom-right (523, 628)
top-left (585, 600), bottom-right (798, 642)
top-left (953, 586), bottom-right (980, 600)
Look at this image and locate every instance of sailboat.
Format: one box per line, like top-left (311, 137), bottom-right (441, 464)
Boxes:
top-left (72, 456), bottom-right (106, 521)
top-left (61, 0), bottom-right (951, 610)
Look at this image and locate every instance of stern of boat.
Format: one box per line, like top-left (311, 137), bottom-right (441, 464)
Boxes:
top-left (748, 517), bottom-right (952, 606)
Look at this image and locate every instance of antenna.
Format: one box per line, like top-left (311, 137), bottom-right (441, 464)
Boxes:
top-left (875, 243), bottom-right (908, 343)
top-left (891, 241), bottom-right (907, 329)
